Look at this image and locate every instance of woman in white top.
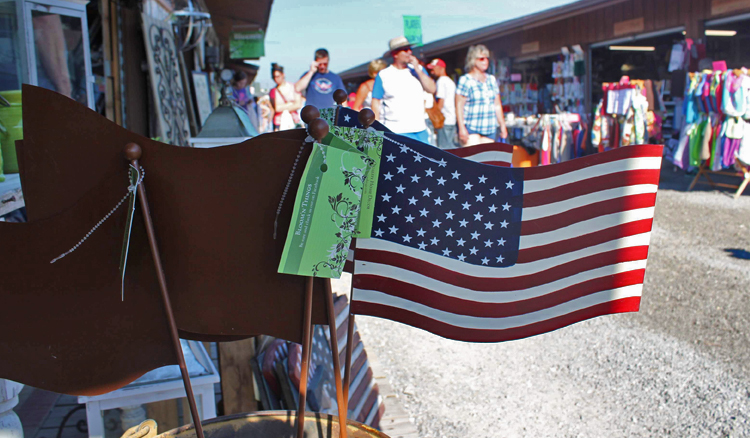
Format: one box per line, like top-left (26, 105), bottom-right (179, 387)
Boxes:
top-left (269, 63), bottom-right (302, 131)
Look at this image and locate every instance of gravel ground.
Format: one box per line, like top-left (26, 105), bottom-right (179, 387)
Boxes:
top-left (344, 165), bottom-right (750, 437)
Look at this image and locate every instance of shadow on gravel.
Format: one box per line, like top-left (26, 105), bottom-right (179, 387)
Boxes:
top-left (724, 248), bottom-right (750, 260)
top-left (658, 161), bottom-right (750, 197)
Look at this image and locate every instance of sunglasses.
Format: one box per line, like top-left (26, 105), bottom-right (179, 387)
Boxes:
top-left (477, 57), bottom-right (489, 61)
top-left (393, 46), bottom-right (412, 54)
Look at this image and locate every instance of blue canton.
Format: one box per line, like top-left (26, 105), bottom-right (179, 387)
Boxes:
top-left (370, 133), bottom-right (523, 267)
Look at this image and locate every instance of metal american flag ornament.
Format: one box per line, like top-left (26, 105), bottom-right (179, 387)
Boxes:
top-left (350, 132), bottom-right (663, 343)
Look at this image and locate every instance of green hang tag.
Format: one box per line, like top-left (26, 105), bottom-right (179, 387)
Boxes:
top-left (322, 126), bottom-right (383, 237)
top-left (278, 143), bottom-right (371, 278)
top-left (119, 165), bottom-right (139, 300)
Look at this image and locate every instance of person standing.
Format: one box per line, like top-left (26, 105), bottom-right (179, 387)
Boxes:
top-left (269, 63), bottom-right (302, 131)
top-left (427, 58), bottom-right (458, 149)
top-left (353, 58), bottom-right (387, 111)
top-left (295, 48), bottom-right (346, 109)
top-left (231, 71), bottom-right (262, 132)
top-left (456, 44), bottom-right (508, 146)
top-left (371, 36), bottom-right (436, 143)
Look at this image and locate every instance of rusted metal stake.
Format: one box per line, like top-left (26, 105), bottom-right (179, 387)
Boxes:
top-left (325, 280), bottom-right (348, 438)
top-left (342, 282), bottom-right (356, 410)
top-left (296, 276), bottom-right (315, 438)
top-left (124, 143), bottom-right (205, 438)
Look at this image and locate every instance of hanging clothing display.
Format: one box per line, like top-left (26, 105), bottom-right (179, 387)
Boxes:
top-left (592, 78), bottom-right (658, 151)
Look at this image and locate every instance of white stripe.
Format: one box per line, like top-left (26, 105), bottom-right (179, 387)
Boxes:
top-left (354, 259), bottom-right (647, 302)
top-left (347, 249), bottom-right (355, 261)
top-left (352, 285), bottom-right (643, 330)
top-left (519, 207), bottom-right (654, 249)
top-left (523, 157), bottom-right (662, 194)
top-left (522, 184), bottom-right (659, 221)
top-left (356, 232), bottom-right (652, 278)
top-left (462, 150), bottom-right (513, 164)
top-left (364, 395), bottom-right (383, 425)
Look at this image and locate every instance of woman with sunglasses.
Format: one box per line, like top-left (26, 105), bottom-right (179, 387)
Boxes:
top-left (456, 45), bottom-right (508, 146)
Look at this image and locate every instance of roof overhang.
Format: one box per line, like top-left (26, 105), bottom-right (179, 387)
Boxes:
top-left (203, 0), bottom-right (274, 60)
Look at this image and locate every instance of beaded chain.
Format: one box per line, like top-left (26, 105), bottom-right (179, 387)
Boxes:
top-left (50, 166), bottom-right (145, 264)
top-left (273, 137), bottom-right (308, 239)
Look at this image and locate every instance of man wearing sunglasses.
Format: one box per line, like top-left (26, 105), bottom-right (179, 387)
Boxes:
top-left (295, 48), bottom-right (346, 109)
top-left (371, 36), bottom-right (436, 143)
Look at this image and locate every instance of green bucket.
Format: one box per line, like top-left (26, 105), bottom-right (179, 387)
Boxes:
top-left (0, 90), bottom-right (22, 174)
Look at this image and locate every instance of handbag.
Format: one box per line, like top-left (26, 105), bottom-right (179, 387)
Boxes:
top-left (426, 105), bottom-right (445, 130)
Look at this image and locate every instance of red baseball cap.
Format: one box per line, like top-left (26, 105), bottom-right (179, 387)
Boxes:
top-left (427, 58), bottom-right (446, 69)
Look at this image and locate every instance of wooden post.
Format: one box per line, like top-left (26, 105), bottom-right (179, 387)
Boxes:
top-left (219, 338), bottom-right (258, 414)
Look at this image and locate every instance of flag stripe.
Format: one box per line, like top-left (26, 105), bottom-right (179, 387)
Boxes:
top-left (522, 184), bottom-right (658, 221)
top-left (523, 144), bottom-right (663, 181)
top-left (350, 296), bottom-right (641, 343)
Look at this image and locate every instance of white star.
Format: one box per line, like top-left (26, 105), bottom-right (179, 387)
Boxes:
top-left (422, 188), bottom-right (432, 197)
top-left (481, 257), bottom-right (490, 265)
top-left (457, 254), bottom-right (467, 262)
top-left (377, 214), bottom-right (386, 222)
top-left (396, 165), bottom-right (407, 174)
top-left (452, 170), bottom-right (461, 179)
top-left (484, 239), bottom-right (493, 247)
top-left (445, 211), bottom-right (455, 220)
top-left (413, 154), bottom-right (423, 162)
top-left (502, 202), bottom-right (511, 211)
top-left (430, 237), bottom-right (440, 245)
top-left (459, 219), bottom-right (469, 227)
top-left (438, 159), bottom-right (447, 167)
top-left (475, 193), bottom-right (485, 202)
top-left (389, 225), bottom-right (398, 234)
top-left (462, 202), bottom-right (471, 210)
top-left (374, 229), bottom-right (384, 237)
top-left (418, 242), bottom-right (427, 250)
top-left (391, 205), bottom-right (401, 214)
top-left (470, 231), bottom-right (480, 240)
top-left (500, 220), bottom-right (509, 228)
top-left (402, 234), bottom-right (412, 243)
top-left (381, 193), bottom-right (391, 202)
top-left (497, 237), bottom-right (506, 246)
top-left (484, 221), bottom-right (494, 230)
top-left (399, 145), bottom-right (409, 154)
top-left (464, 182), bottom-right (473, 190)
top-left (445, 228), bottom-right (455, 237)
top-left (506, 180), bottom-right (514, 189)
top-left (432, 219), bottom-right (442, 228)
top-left (474, 212), bottom-right (483, 221)
top-left (442, 248), bottom-right (452, 256)
top-left (478, 175), bottom-right (487, 183)
top-left (469, 247), bottom-right (479, 255)
top-left (490, 187), bottom-right (499, 195)
top-left (386, 154), bottom-right (396, 162)
top-left (448, 191), bottom-right (458, 200)
top-left (488, 204), bottom-right (498, 213)
top-left (416, 228), bottom-right (426, 237)
top-left (434, 197), bottom-right (444, 206)
top-left (436, 177), bottom-right (446, 186)
top-left (456, 238), bottom-right (466, 246)
top-left (419, 208), bottom-right (429, 217)
top-left (384, 172), bottom-right (394, 181)
top-left (496, 255), bottom-right (505, 263)
top-left (405, 214), bottom-right (415, 223)
top-left (396, 184), bottom-right (405, 193)
top-left (344, 114), bottom-right (351, 122)
top-left (411, 174), bottom-right (421, 183)
top-left (408, 196), bottom-right (418, 205)
top-left (425, 168), bottom-right (435, 177)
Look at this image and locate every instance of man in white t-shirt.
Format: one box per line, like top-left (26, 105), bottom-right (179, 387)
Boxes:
top-left (371, 36), bottom-right (436, 143)
top-left (427, 58), bottom-right (458, 149)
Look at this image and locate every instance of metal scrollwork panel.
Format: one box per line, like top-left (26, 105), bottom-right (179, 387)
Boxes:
top-left (141, 13), bottom-right (190, 146)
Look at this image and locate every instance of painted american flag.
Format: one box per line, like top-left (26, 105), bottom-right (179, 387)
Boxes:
top-left (350, 133), bottom-right (663, 343)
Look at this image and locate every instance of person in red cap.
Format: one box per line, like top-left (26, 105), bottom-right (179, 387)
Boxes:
top-left (427, 58), bottom-right (458, 149)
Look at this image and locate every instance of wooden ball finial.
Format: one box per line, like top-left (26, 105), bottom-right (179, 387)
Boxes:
top-left (333, 89), bottom-right (347, 106)
top-left (124, 143), bottom-right (142, 161)
top-left (300, 105), bottom-right (320, 124)
top-left (308, 118), bottom-right (329, 142)
top-left (358, 108), bottom-right (375, 129)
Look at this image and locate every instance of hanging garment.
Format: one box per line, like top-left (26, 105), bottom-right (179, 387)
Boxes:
top-left (592, 100), bottom-right (603, 151)
top-left (700, 113), bottom-right (713, 160)
top-left (632, 93), bottom-right (648, 145)
top-left (674, 123), bottom-right (694, 169)
top-left (736, 120), bottom-right (750, 166)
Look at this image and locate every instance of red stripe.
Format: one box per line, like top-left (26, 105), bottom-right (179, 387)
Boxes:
top-left (353, 269), bottom-right (645, 317)
top-left (354, 246), bottom-right (649, 291)
top-left (344, 260), bottom-right (354, 273)
top-left (357, 385), bottom-right (380, 423)
top-left (523, 145), bottom-right (663, 181)
top-left (482, 160), bottom-right (511, 167)
top-left (446, 142), bottom-right (514, 157)
top-left (350, 297), bottom-right (641, 343)
top-left (521, 193), bottom-right (657, 235)
top-left (518, 219), bottom-right (653, 263)
top-left (523, 169), bottom-right (661, 207)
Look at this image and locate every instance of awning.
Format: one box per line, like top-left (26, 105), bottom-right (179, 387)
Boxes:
top-left (203, 0), bottom-right (275, 59)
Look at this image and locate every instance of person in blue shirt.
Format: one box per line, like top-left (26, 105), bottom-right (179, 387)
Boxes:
top-left (294, 48), bottom-right (346, 109)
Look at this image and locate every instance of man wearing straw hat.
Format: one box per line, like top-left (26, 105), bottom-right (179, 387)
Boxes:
top-left (371, 36), bottom-right (436, 143)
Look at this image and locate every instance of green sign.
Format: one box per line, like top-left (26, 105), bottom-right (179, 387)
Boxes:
top-left (229, 30), bottom-right (265, 59)
top-left (403, 15), bottom-right (422, 47)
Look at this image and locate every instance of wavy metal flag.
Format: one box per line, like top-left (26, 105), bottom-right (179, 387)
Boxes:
top-left (351, 133), bottom-right (663, 342)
